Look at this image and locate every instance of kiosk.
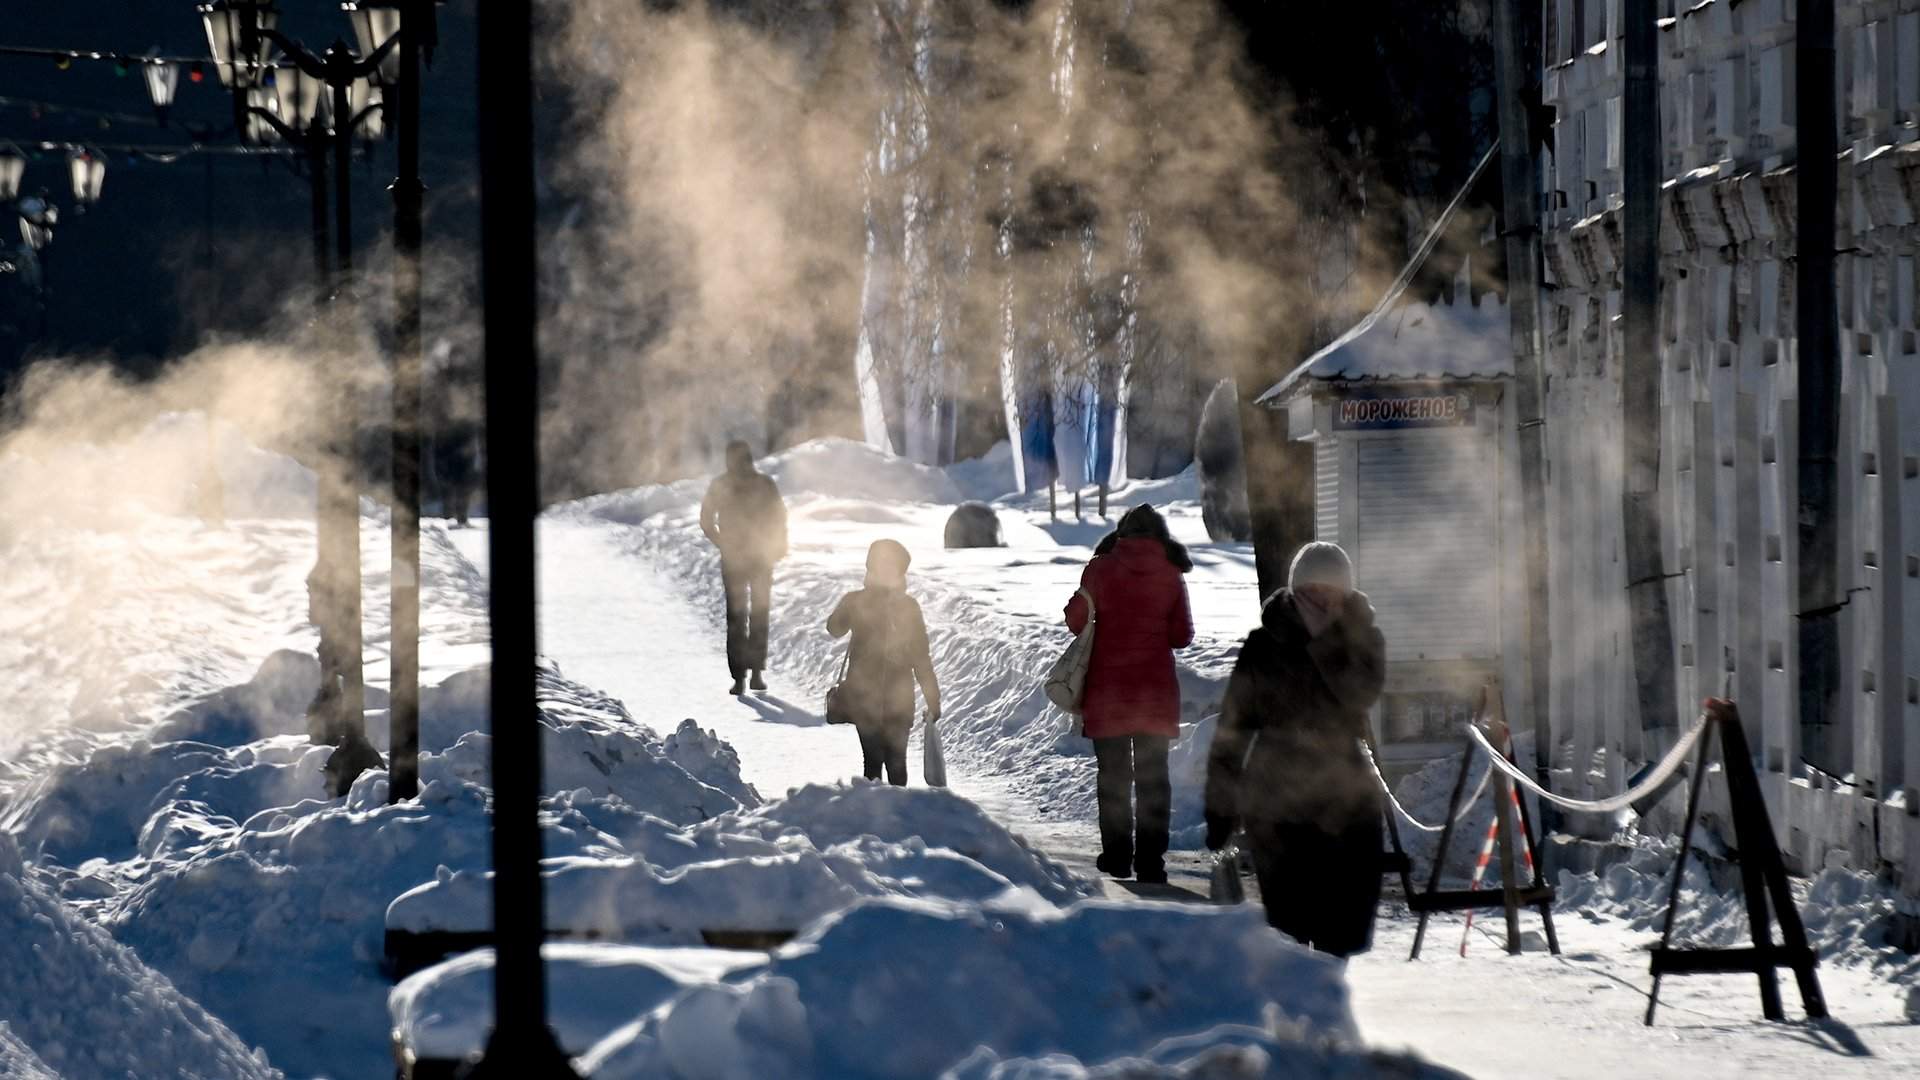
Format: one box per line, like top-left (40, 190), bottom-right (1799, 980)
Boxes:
top-left (1257, 265), bottom-right (1521, 772)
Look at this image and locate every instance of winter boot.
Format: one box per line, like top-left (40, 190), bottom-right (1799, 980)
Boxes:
top-left (749, 670), bottom-right (768, 692)
top-left (1133, 864), bottom-right (1169, 886)
top-left (1095, 852), bottom-right (1132, 880)
top-left (729, 677), bottom-right (746, 696)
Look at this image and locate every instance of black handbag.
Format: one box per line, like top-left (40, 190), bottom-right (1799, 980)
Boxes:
top-left (824, 646), bottom-right (854, 724)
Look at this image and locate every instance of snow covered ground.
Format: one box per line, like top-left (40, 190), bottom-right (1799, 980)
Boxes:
top-left (2, 421), bottom-right (1917, 1077)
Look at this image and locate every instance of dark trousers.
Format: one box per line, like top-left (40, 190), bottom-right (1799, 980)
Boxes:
top-left (1093, 735), bottom-right (1171, 875)
top-left (857, 723), bottom-right (909, 786)
top-left (720, 559), bottom-right (773, 679)
top-left (1246, 814), bottom-right (1384, 957)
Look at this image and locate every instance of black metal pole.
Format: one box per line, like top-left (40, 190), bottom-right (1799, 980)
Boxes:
top-left (1622, 0), bottom-right (1678, 753)
top-left (473, 0), bottom-right (572, 1071)
top-left (309, 124), bottom-right (352, 740)
top-left (331, 60), bottom-right (368, 737)
top-left (388, 1), bottom-right (427, 804)
top-left (1795, 0), bottom-right (1843, 773)
top-left (1489, 0), bottom-right (1557, 835)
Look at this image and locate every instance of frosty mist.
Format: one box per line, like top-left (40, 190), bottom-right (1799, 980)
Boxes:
top-left (538, 0), bottom-right (1411, 494)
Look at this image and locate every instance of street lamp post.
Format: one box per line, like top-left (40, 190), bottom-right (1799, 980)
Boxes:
top-left (473, 0), bottom-right (574, 1071)
top-left (346, 0), bottom-right (434, 804)
top-left (215, 0), bottom-right (392, 755)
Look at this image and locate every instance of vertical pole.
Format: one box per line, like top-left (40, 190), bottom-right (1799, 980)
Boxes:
top-left (474, 0), bottom-right (573, 1071)
top-left (1489, 729), bottom-right (1524, 955)
top-left (388, 1), bottom-right (427, 804)
top-left (1622, 0), bottom-right (1680, 753)
top-left (1409, 725), bottom-right (1480, 961)
top-left (1489, 0), bottom-right (1558, 821)
top-left (1796, 0), bottom-right (1844, 773)
top-left (332, 67), bottom-right (366, 735)
top-left (309, 129), bottom-right (349, 740)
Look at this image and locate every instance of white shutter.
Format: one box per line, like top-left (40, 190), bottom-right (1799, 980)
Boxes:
top-left (1355, 433), bottom-right (1497, 662)
top-left (1315, 438), bottom-right (1340, 544)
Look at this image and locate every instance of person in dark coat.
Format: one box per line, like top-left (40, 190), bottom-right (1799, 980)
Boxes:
top-left (1065, 504), bottom-right (1195, 884)
top-left (826, 540), bottom-right (941, 785)
top-left (700, 441), bottom-right (789, 695)
top-left (1205, 541), bottom-right (1386, 956)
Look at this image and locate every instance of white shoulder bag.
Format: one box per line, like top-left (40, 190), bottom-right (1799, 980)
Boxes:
top-left (1044, 588), bottom-right (1096, 713)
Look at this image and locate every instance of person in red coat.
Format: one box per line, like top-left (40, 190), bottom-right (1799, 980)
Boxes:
top-left (1064, 503), bottom-right (1195, 883)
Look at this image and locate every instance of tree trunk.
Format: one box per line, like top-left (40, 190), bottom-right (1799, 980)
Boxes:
top-left (1237, 399), bottom-right (1313, 601)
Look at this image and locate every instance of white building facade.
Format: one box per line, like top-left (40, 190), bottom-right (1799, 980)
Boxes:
top-left (1539, 0), bottom-right (1920, 895)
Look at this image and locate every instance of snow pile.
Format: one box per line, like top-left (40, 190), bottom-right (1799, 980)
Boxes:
top-left (2, 646), bottom-right (761, 1079)
top-left (0, 832), bottom-right (281, 1078)
top-left (575, 895), bottom-right (1365, 1079)
top-left (1554, 836), bottom-right (1920, 989)
top-left (390, 944), bottom-right (765, 1066)
top-left (387, 782), bottom-right (1091, 939)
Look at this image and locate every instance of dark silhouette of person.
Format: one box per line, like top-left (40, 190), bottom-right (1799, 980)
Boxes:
top-left (826, 540), bottom-right (941, 784)
top-left (1205, 541), bottom-right (1387, 957)
top-left (700, 440), bottom-right (788, 695)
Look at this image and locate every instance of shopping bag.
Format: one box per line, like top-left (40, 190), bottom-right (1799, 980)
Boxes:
top-left (823, 647), bottom-right (854, 725)
top-left (1209, 843), bottom-right (1246, 905)
top-left (1044, 588), bottom-right (1096, 713)
top-left (922, 713), bottom-right (948, 788)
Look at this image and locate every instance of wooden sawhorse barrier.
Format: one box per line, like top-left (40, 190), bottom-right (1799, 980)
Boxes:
top-left (1644, 699), bottom-right (1827, 1024)
top-left (1388, 685), bottom-right (1560, 960)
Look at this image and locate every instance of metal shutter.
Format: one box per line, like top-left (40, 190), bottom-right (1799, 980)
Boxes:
top-left (1355, 433), bottom-right (1496, 661)
top-left (1315, 438), bottom-right (1340, 544)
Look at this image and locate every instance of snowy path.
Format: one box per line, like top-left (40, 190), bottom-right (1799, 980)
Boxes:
top-left (449, 521), bottom-right (852, 799)
top-left (1347, 911), bottom-right (1920, 1079)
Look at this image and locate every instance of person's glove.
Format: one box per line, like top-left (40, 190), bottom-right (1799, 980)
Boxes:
top-left (1205, 814), bottom-right (1235, 852)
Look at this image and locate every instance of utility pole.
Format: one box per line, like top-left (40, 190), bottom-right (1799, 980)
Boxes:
top-left (387, 0), bottom-right (430, 804)
top-left (1489, 0), bottom-right (1556, 805)
top-left (1795, 0), bottom-right (1843, 772)
top-left (471, 0), bottom-right (574, 1072)
top-left (1621, 0), bottom-right (1679, 747)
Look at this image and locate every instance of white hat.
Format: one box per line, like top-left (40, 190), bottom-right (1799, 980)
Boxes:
top-left (1287, 541), bottom-right (1353, 592)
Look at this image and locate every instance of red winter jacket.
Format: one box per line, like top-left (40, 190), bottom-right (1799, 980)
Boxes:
top-left (1063, 537), bottom-right (1195, 739)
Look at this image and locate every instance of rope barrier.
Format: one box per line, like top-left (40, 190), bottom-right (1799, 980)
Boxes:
top-left (1467, 712), bottom-right (1710, 814)
top-left (1364, 739), bottom-right (1492, 833)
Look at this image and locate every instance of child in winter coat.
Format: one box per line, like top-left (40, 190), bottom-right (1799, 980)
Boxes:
top-left (826, 540), bottom-right (941, 785)
top-left (1065, 504), bottom-right (1195, 884)
top-left (1204, 541), bottom-right (1387, 956)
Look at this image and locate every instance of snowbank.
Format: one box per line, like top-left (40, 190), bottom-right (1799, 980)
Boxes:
top-left (576, 894), bottom-right (1356, 1080)
top-left (388, 782), bottom-right (1090, 941)
top-left (0, 832), bottom-right (281, 1078)
top-left (944, 1027), bottom-right (1465, 1079)
top-left (5, 646), bottom-right (761, 1080)
top-left (390, 944), bottom-right (765, 1066)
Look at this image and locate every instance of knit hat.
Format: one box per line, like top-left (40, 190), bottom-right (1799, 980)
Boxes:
top-left (1287, 541), bottom-right (1353, 592)
top-left (865, 538), bottom-right (912, 588)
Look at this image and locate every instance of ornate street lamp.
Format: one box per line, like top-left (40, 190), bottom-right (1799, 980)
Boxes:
top-left (0, 145), bottom-right (25, 203)
top-left (18, 194), bottom-right (56, 251)
top-left (243, 86), bottom-right (282, 144)
top-left (347, 75), bottom-right (386, 142)
top-left (68, 150), bottom-right (106, 210)
top-left (342, 1), bottom-right (404, 86)
top-left (199, 0), bottom-right (279, 90)
top-left (143, 50), bottom-right (181, 127)
top-left (274, 63), bottom-right (330, 135)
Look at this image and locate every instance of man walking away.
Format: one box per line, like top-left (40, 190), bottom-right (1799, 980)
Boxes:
top-left (700, 440), bottom-right (788, 695)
